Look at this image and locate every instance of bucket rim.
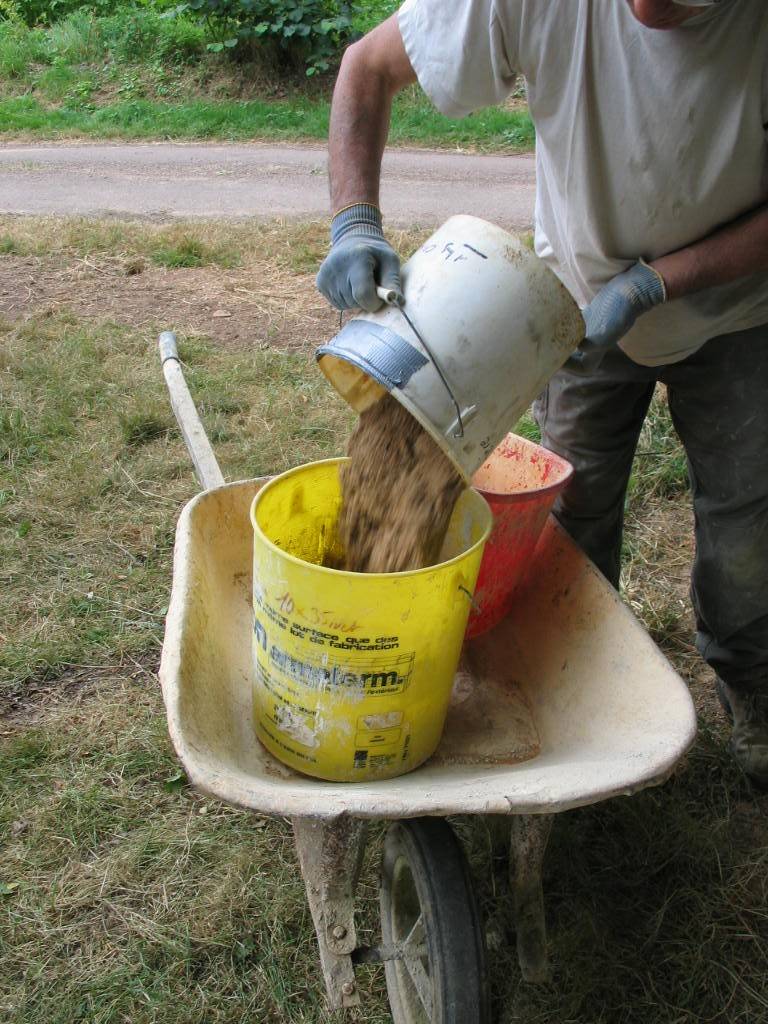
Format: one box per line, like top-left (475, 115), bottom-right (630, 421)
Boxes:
top-left (250, 456), bottom-right (492, 580)
top-left (472, 437), bottom-right (574, 504)
top-left (474, 463), bottom-right (574, 504)
top-left (316, 350), bottom-right (472, 484)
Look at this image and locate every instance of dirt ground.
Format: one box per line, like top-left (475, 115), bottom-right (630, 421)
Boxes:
top-left (0, 252), bottom-right (338, 350)
top-left (626, 498), bottom-right (723, 721)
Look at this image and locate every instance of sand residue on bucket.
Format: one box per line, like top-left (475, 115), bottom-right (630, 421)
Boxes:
top-left (339, 394), bottom-right (465, 573)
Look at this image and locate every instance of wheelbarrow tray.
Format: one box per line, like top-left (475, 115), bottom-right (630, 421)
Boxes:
top-left (159, 478), bottom-right (697, 819)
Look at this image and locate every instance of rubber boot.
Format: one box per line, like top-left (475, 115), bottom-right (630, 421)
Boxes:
top-left (716, 679), bottom-right (768, 790)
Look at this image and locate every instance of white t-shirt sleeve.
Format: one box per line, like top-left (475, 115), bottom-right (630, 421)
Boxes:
top-left (398, 0), bottom-right (520, 117)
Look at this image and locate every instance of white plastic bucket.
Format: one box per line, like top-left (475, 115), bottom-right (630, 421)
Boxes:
top-left (316, 215), bottom-right (584, 480)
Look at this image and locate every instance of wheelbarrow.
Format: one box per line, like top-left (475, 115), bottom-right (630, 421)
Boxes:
top-left (157, 331), bottom-right (697, 1022)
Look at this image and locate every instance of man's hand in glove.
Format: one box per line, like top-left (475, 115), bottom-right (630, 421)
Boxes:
top-left (566, 260), bottom-right (667, 374)
top-left (316, 203), bottom-right (403, 312)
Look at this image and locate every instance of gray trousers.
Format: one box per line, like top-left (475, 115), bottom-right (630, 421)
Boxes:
top-left (534, 323), bottom-right (768, 693)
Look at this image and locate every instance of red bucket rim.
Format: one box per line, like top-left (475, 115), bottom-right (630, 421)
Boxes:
top-left (472, 438), bottom-right (574, 504)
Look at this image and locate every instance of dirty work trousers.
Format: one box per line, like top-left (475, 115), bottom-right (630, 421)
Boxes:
top-left (533, 323), bottom-right (768, 694)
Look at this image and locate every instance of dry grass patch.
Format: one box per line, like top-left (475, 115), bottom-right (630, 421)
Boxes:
top-left (0, 217), bottom-right (429, 351)
top-left (622, 390), bottom-right (717, 710)
top-left (0, 311), bottom-right (355, 692)
top-left (1, 673), bottom-right (392, 1024)
top-left (0, 301), bottom-right (395, 1022)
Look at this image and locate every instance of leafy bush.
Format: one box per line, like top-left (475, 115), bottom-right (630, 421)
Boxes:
top-left (0, 0), bottom-right (23, 24)
top-left (5, 3), bottom-right (344, 78)
top-left (182, 0), bottom-right (353, 75)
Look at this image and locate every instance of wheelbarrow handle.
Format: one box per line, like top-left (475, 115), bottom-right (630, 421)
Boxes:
top-left (159, 330), bottom-right (181, 364)
top-left (158, 331), bottom-right (226, 491)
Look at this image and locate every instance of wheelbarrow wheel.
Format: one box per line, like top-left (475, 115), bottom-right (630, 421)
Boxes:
top-left (380, 817), bottom-right (490, 1024)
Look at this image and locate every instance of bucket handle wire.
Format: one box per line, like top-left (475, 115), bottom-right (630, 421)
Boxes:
top-left (338, 289), bottom-right (466, 438)
top-left (458, 584), bottom-right (481, 614)
top-left (158, 331), bottom-right (225, 491)
top-left (375, 287), bottom-right (466, 439)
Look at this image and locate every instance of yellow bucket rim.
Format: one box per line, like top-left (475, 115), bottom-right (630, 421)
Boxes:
top-left (250, 456), bottom-right (492, 580)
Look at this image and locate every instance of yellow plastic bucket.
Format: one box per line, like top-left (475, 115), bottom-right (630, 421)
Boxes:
top-left (250, 458), bottom-right (492, 782)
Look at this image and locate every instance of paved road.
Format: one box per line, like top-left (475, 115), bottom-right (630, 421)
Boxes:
top-left (0, 142), bottom-right (536, 228)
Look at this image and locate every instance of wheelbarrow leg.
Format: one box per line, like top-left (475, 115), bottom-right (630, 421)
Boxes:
top-left (293, 815), bottom-right (368, 1010)
top-left (509, 814), bottom-right (554, 983)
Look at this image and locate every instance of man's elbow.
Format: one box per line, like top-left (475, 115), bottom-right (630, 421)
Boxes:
top-left (337, 36), bottom-right (370, 83)
top-left (338, 16), bottom-right (417, 97)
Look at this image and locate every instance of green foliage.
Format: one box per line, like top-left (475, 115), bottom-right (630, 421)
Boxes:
top-left (350, 0), bottom-right (397, 35)
top-left (0, 0), bottom-right (24, 24)
top-left (34, 61), bottom-right (75, 97)
top-left (0, 19), bottom-right (46, 75)
top-left (18, 0), bottom-right (113, 26)
top-left (182, 0), bottom-right (353, 75)
top-left (1, 6), bottom-right (206, 71)
top-left (0, 5), bottom-right (535, 149)
top-left (0, 91), bottom-right (536, 151)
top-left (98, 6), bottom-right (206, 63)
top-left (46, 9), bottom-right (103, 61)
top-left (149, 231), bottom-right (239, 267)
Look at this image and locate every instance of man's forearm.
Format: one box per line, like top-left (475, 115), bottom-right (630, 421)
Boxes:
top-left (651, 202), bottom-right (768, 301)
top-left (329, 54), bottom-right (393, 212)
top-left (328, 15), bottom-right (417, 214)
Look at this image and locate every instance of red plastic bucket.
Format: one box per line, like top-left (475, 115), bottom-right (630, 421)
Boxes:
top-left (466, 433), bottom-right (573, 638)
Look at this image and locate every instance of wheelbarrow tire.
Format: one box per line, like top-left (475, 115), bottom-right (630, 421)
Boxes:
top-left (380, 817), bottom-right (490, 1024)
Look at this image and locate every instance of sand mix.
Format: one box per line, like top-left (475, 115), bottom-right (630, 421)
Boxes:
top-left (339, 394), bottom-right (464, 573)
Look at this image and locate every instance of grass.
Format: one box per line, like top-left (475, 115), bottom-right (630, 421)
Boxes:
top-left (0, 216), bottom-right (307, 267)
top-left (0, 234), bottom-right (20, 254)
top-left (0, 89), bottom-right (534, 150)
top-left (149, 233), bottom-right (240, 270)
top-left (0, 298), bottom-right (377, 1022)
top-left (0, 315), bottom-right (353, 690)
top-left (0, 9), bottom-right (534, 149)
top-left (2, 218), bottom-right (767, 1023)
top-left (463, 739), bottom-right (768, 1024)
top-left (630, 394), bottom-right (690, 501)
top-left (0, 678), bottom-right (391, 1023)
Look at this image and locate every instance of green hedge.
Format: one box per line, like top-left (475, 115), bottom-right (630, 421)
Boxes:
top-left (0, 7), bottom-right (206, 77)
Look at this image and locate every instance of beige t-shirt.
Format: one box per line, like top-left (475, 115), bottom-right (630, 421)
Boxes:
top-left (398, 0), bottom-right (768, 365)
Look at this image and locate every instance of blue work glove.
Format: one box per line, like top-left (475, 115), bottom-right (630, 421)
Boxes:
top-left (566, 260), bottom-right (667, 374)
top-left (316, 203), bottom-right (403, 313)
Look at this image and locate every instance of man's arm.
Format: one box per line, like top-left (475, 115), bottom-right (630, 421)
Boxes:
top-left (569, 202), bottom-right (768, 374)
top-left (651, 202), bottom-right (768, 300)
top-left (328, 15), bottom-right (417, 213)
top-left (316, 15), bottom-right (417, 311)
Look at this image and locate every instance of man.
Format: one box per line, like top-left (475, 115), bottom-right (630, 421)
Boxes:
top-left (315, 0), bottom-right (768, 787)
